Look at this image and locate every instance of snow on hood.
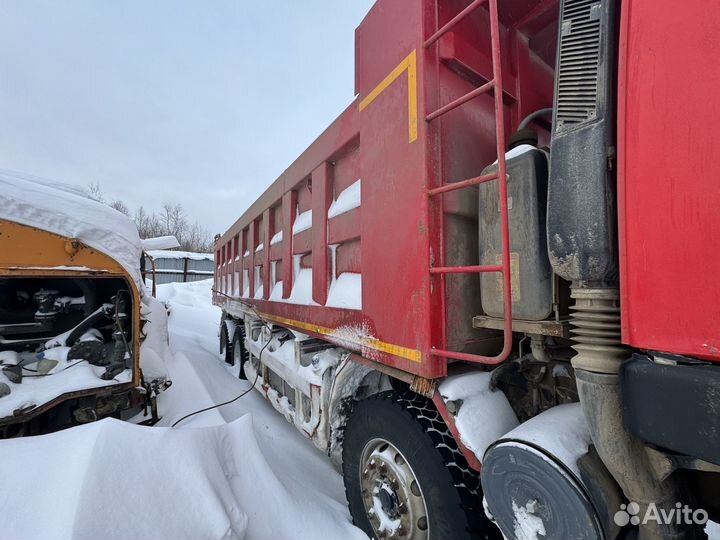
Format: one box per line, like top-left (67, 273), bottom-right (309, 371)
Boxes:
top-left (0, 170), bottom-right (142, 285)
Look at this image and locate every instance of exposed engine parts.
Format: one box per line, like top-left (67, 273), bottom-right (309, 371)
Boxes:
top-left (489, 334), bottom-right (577, 422)
top-left (0, 277), bottom-right (134, 421)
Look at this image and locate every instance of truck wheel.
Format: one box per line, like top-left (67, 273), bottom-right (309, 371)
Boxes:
top-left (219, 320), bottom-right (230, 361)
top-left (342, 390), bottom-right (498, 540)
top-left (229, 326), bottom-right (247, 380)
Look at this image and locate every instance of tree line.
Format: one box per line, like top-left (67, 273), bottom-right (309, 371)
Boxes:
top-left (88, 183), bottom-right (214, 253)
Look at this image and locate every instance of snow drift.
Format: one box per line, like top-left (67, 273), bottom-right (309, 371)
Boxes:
top-left (0, 413), bottom-right (367, 540)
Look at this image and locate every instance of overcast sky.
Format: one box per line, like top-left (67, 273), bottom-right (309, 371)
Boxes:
top-left (0, 1), bottom-right (375, 235)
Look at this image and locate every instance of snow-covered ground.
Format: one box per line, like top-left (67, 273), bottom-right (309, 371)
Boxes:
top-left (0, 279), bottom-right (366, 540)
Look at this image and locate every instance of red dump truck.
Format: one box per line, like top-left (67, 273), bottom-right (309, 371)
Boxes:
top-left (214, 1), bottom-right (720, 538)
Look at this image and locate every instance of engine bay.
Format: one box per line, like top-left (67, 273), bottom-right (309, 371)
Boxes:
top-left (0, 276), bottom-right (135, 422)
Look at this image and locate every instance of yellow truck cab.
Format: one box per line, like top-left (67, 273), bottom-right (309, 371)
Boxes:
top-left (0, 172), bottom-right (163, 437)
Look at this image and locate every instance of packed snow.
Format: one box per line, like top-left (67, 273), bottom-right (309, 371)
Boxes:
top-left (500, 403), bottom-right (591, 477)
top-left (326, 272), bottom-right (362, 310)
top-left (292, 209), bottom-right (313, 235)
top-left (269, 280), bottom-right (284, 301)
top-left (328, 179), bottom-right (361, 219)
top-left (438, 371), bottom-right (519, 460)
top-left (0, 170), bottom-right (142, 285)
top-left (0, 279), bottom-right (366, 540)
top-left (147, 249), bottom-right (213, 261)
top-left (511, 499), bottom-right (546, 540)
top-left (287, 268), bottom-right (317, 306)
top-left (141, 235), bottom-right (181, 250)
top-left (492, 144), bottom-right (537, 165)
top-left (138, 292), bottom-right (172, 382)
top-left (270, 231), bottom-right (283, 245)
top-left (0, 353), bottom-right (132, 420)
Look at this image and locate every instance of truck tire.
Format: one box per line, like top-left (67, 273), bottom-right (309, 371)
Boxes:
top-left (342, 390), bottom-right (498, 540)
top-left (229, 326), bottom-right (247, 380)
top-left (219, 319), bottom-right (230, 362)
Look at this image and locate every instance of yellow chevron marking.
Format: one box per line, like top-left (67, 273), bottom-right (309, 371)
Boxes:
top-left (359, 49), bottom-right (418, 143)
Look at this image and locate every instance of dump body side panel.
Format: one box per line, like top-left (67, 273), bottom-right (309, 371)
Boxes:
top-left (215, 0), bottom-right (558, 378)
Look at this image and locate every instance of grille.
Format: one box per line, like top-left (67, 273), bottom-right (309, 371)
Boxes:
top-left (556, 0), bottom-right (602, 130)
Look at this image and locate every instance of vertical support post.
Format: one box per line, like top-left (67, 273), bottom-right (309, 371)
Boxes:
top-left (221, 244), bottom-right (227, 293)
top-left (263, 208), bottom-right (273, 300)
top-left (312, 162), bottom-right (332, 305)
top-left (248, 220), bottom-right (255, 298)
top-left (234, 235), bottom-right (240, 293)
top-left (229, 238), bottom-right (234, 292)
top-left (282, 190), bottom-right (297, 299)
top-left (183, 256), bottom-right (189, 284)
top-left (215, 248), bottom-right (220, 295)
top-left (240, 229), bottom-right (246, 296)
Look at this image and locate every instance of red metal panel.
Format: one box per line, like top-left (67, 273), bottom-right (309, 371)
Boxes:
top-left (618, 0), bottom-right (720, 361)
top-left (357, 1), bottom-right (438, 376)
top-left (292, 230), bottom-right (312, 255)
top-left (337, 241), bottom-right (362, 275)
top-left (328, 209), bottom-right (361, 245)
top-left (269, 244), bottom-right (282, 262)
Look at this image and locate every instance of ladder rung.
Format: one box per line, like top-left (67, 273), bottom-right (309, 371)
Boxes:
top-left (429, 171), bottom-right (498, 196)
top-left (430, 264), bottom-right (502, 275)
top-left (424, 0), bottom-right (490, 48)
top-left (426, 80), bottom-right (495, 122)
top-left (430, 347), bottom-right (507, 364)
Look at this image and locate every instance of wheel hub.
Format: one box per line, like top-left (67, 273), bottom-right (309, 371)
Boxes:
top-left (359, 439), bottom-right (429, 540)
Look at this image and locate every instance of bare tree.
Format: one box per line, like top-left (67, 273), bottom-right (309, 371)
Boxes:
top-left (109, 200), bottom-right (130, 216)
top-left (84, 184), bottom-right (213, 252)
top-left (160, 202), bottom-right (187, 242)
top-left (184, 221), bottom-right (213, 252)
top-left (87, 182), bottom-right (104, 203)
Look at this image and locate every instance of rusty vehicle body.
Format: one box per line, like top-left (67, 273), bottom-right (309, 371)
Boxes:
top-left (0, 177), bottom-right (147, 437)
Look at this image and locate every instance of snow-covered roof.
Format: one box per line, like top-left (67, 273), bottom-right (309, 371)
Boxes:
top-left (0, 170), bottom-right (142, 284)
top-left (141, 235), bottom-right (180, 251)
top-left (146, 250), bottom-right (214, 261)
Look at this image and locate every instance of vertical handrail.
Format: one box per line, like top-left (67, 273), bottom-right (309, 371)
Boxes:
top-left (488, 0), bottom-right (513, 363)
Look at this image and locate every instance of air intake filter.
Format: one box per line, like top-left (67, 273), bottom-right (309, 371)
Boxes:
top-left (547, 0), bottom-right (618, 285)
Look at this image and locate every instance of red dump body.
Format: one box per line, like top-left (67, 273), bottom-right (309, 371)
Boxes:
top-left (214, 0), bottom-right (558, 379)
